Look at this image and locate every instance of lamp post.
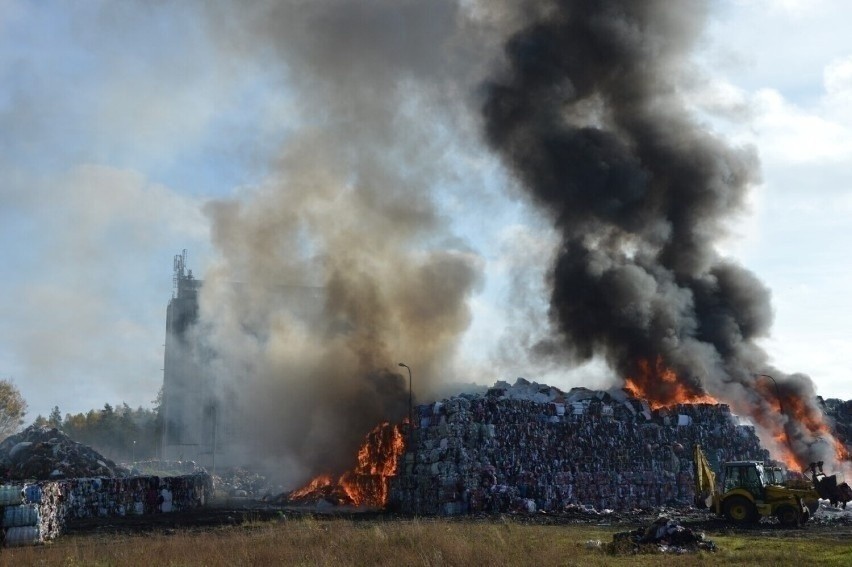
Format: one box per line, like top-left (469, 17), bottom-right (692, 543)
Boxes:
top-left (755, 373), bottom-right (783, 414)
top-left (398, 362), bottom-right (413, 430)
top-left (132, 440), bottom-right (136, 465)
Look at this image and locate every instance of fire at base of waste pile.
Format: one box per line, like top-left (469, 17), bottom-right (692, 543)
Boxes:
top-left (288, 421), bottom-right (406, 508)
top-left (287, 378), bottom-right (851, 518)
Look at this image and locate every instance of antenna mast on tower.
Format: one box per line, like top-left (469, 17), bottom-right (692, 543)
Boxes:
top-left (172, 249), bottom-right (187, 298)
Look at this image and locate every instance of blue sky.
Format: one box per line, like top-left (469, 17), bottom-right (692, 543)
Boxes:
top-left (2, 0), bottom-right (851, 421)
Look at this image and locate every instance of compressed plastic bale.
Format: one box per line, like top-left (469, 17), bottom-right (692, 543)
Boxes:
top-left (23, 484), bottom-right (42, 504)
top-left (5, 526), bottom-right (42, 546)
top-left (0, 485), bottom-right (24, 506)
top-left (3, 504), bottom-right (40, 527)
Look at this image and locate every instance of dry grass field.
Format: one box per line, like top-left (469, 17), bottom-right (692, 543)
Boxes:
top-left (2, 516), bottom-right (851, 566)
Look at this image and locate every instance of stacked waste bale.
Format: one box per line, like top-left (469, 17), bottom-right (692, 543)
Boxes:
top-left (0, 473), bottom-right (212, 545)
top-left (34, 482), bottom-right (66, 541)
top-left (0, 482), bottom-right (65, 546)
top-left (61, 473), bottom-right (212, 520)
top-left (389, 379), bottom-right (770, 515)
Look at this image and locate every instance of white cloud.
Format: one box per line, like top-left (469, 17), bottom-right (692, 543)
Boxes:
top-left (749, 88), bottom-right (852, 163)
top-left (823, 54), bottom-right (852, 126)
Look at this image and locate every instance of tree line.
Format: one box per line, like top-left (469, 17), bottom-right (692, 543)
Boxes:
top-left (30, 390), bottom-right (163, 464)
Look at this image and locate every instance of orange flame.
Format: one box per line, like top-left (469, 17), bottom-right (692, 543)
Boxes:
top-left (624, 357), bottom-right (849, 474)
top-left (755, 386), bottom-right (850, 472)
top-left (289, 474), bottom-right (334, 500)
top-left (624, 357), bottom-right (717, 410)
top-left (290, 421), bottom-right (406, 508)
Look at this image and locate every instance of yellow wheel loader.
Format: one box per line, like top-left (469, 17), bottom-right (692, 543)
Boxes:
top-left (693, 445), bottom-right (814, 526)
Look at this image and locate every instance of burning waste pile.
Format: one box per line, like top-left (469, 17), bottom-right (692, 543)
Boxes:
top-left (286, 422), bottom-right (405, 508)
top-left (0, 426), bottom-right (128, 480)
top-left (821, 399), bottom-right (852, 457)
top-left (389, 379), bottom-right (770, 516)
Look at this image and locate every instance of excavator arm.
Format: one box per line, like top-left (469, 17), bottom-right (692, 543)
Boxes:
top-left (693, 444), bottom-right (716, 509)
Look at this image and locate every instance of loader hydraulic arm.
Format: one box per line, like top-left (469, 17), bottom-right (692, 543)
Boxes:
top-left (693, 444), bottom-right (716, 509)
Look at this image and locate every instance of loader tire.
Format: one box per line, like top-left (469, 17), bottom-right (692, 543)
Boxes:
top-left (723, 496), bottom-right (758, 524)
top-left (775, 505), bottom-right (800, 527)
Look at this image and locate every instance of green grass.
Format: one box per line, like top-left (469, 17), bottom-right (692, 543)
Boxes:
top-left (2, 518), bottom-right (850, 566)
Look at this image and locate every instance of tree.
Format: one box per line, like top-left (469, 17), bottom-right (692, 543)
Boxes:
top-left (48, 406), bottom-right (62, 429)
top-left (0, 379), bottom-right (28, 440)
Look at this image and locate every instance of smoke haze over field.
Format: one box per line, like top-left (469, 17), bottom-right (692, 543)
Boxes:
top-left (2, 1), bottom-right (852, 479)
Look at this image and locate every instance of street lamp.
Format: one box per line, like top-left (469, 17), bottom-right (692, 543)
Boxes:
top-left (398, 362), bottom-right (413, 430)
top-left (755, 373), bottom-right (784, 414)
top-left (132, 440), bottom-right (136, 464)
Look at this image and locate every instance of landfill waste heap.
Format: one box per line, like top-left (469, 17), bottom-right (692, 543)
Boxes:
top-left (0, 425), bottom-right (128, 480)
top-left (388, 379), bottom-right (773, 515)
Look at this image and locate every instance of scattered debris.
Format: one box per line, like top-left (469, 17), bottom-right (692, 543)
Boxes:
top-left (609, 516), bottom-right (717, 554)
top-left (129, 460), bottom-right (205, 478)
top-left (810, 500), bottom-right (852, 526)
top-left (214, 467), bottom-right (275, 499)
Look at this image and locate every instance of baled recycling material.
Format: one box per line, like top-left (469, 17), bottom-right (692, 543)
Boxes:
top-left (0, 426), bottom-right (214, 546)
top-left (390, 379), bottom-right (769, 515)
top-left (0, 473), bottom-right (212, 546)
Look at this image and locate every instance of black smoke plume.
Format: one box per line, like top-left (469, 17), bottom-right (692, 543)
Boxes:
top-left (483, 0), bottom-right (846, 471)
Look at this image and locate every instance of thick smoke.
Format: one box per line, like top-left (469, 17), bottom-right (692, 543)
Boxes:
top-left (186, 0), bottom-right (845, 480)
top-left (193, 0), bottom-right (491, 482)
top-left (483, 0), bottom-right (846, 471)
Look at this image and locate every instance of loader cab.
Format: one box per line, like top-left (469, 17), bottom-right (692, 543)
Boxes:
top-left (723, 461), bottom-right (766, 499)
top-left (766, 466), bottom-right (785, 485)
